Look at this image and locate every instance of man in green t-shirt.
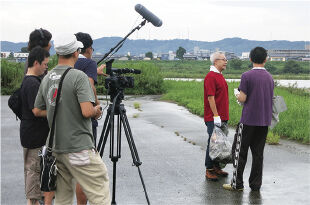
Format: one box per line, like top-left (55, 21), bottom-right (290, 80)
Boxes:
top-left (33, 34), bottom-right (110, 205)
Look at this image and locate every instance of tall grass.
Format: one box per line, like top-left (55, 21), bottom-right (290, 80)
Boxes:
top-left (1, 59), bottom-right (24, 94)
top-left (161, 80), bottom-right (310, 143)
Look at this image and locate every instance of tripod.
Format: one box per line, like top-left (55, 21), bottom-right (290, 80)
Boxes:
top-left (97, 90), bottom-right (150, 205)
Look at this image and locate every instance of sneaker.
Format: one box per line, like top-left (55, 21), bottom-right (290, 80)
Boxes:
top-left (223, 184), bottom-right (244, 191)
top-left (214, 166), bottom-right (228, 177)
top-left (205, 169), bottom-right (218, 181)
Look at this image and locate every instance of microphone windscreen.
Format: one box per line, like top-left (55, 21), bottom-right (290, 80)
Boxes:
top-left (135, 4), bottom-right (162, 27)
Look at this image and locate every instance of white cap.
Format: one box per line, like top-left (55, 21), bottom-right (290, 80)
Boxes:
top-left (53, 34), bottom-right (84, 55)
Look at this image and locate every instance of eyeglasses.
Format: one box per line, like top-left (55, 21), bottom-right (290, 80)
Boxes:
top-left (217, 58), bottom-right (228, 62)
top-left (77, 48), bottom-right (81, 53)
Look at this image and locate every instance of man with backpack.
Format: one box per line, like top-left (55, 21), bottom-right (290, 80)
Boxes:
top-left (20, 46), bottom-right (50, 205)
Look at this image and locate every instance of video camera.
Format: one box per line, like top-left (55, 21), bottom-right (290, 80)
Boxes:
top-left (104, 59), bottom-right (141, 101)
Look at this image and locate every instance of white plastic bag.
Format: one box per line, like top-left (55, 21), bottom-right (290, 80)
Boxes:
top-left (209, 126), bottom-right (232, 164)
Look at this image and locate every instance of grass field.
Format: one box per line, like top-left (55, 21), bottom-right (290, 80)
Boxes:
top-left (161, 80), bottom-right (310, 143)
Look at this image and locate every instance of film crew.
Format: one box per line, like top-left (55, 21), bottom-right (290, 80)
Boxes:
top-left (33, 34), bottom-right (110, 205)
top-left (20, 46), bottom-right (50, 205)
top-left (223, 47), bottom-right (274, 191)
top-left (24, 28), bottom-right (52, 75)
top-left (74, 32), bottom-right (106, 205)
top-left (204, 52), bottom-right (229, 181)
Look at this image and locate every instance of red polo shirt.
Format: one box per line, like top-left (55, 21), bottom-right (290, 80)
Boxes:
top-left (204, 71), bottom-right (229, 122)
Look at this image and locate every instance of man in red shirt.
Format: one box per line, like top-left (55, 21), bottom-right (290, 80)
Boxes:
top-left (204, 52), bottom-right (229, 181)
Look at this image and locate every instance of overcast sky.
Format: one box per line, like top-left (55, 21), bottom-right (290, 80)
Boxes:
top-left (1, 0), bottom-right (309, 43)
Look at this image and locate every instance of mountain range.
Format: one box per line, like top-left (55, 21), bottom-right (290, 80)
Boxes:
top-left (1, 37), bottom-right (309, 56)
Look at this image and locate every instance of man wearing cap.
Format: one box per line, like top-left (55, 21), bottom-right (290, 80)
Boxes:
top-left (33, 34), bottom-right (110, 205)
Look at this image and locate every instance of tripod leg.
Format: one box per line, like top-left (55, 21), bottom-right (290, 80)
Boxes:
top-left (119, 106), bottom-right (150, 205)
top-left (111, 159), bottom-right (117, 205)
top-left (97, 106), bottom-right (111, 157)
top-left (119, 110), bottom-right (141, 165)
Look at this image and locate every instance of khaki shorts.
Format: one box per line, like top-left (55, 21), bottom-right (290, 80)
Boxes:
top-left (23, 148), bottom-right (43, 200)
top-left (54, 149), bottom-right (110, 205)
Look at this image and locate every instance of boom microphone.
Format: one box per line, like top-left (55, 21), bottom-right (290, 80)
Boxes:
top-left (135, 4), bottom-right (163, 27)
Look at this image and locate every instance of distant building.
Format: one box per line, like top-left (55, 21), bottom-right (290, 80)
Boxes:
top-left (118, 56), bottom-right (129, 61)
top-left (168, 51), bottom-right (176, 60)
top-left (160, 53), bottom-right (169, 60)
top-left (305, 44), bottom-right (310, 50)
top-left (13, 52), bottom-right (29, 62)
top-left (153, 53), bottom-right (158, 59)
top-left (268, 49), bottom-right (310, 61)
top-left (223, 52), bottom-right (238, 60)
top-left (194, 47), bottom-right (200, 55)
top-left (241, 52), bottom-right (250, 60)
top-left (301, 57), bottom-right (310, 61)
top-left (92, 54), bottom-right (105, 62)
top-left (193, 46), bottom-right (210, 60)
top-left (92, 54), bottom-right (126, 62)
top-left (1, 52), bottom-right (11, 58)
top-left (183, 53), bottom-right (198, 60)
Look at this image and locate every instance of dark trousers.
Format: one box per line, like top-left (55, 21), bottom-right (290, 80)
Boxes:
top-left (205, 121), bottom-right (219, 169)
top-left (231, 123), bottom-right (268, 190)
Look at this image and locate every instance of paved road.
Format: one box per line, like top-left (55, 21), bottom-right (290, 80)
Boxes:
top-left (1, 95), bottom-right (310, 204)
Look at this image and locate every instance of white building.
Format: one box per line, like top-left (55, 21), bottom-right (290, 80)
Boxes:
top-left (168, 51), bottom-right (176, 60)
top-left (194, 46), bottom-right (200, 55)
top-left (268, 49), bottom-right (310, 61)
top-left (14, 53), bottom-right (29, 58)
top-left (241, 52), bottom-right (250, 59)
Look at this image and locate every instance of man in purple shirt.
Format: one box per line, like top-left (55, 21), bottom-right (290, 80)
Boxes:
top-left (223, 47), bottom-right (274, 191)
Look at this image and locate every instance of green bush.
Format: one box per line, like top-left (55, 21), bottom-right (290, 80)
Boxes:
top-left (266, 131), bottom-right (280, 145)
top-left (1, 59), bottom-right (24, 94)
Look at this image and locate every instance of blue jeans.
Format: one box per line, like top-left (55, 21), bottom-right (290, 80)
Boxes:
top-left (205, 121), bottom-right (219, 169)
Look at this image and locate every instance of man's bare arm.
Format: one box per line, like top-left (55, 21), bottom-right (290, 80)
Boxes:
top-left (80, 102), bottom-right (102, 119)
top-left (32, 108), bottom-right (47, 117)
top-left (207, 96), bottom-right (219, 116)
top-left (88, 77), bottom-right (100, 105)
top-left (237, 91), bottom-right (247, 103)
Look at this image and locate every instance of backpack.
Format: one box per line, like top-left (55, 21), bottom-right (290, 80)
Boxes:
top-left (8, 84), bottom-right (23, 120)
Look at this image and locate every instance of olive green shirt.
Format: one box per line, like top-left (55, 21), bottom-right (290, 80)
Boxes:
top-left (35, 65), bottom-right (95, 153)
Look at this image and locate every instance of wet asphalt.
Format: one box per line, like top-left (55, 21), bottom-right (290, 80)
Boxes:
top-left (1, 95), bottom-right (310, 205)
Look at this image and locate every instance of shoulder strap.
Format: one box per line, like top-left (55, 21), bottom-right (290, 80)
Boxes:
top-left (47, 67), bottom-right (72, 151)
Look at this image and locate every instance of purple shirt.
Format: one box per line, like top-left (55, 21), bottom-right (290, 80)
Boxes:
top-left (239, 68), bottom-right (274, 126)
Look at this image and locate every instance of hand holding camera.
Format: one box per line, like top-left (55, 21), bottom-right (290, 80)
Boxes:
top-left (94, 104), bottom-right (102, 120)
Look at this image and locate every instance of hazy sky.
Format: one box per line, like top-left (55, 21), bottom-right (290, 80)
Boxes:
top-left (1, 0), bottom-right (309, 43)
